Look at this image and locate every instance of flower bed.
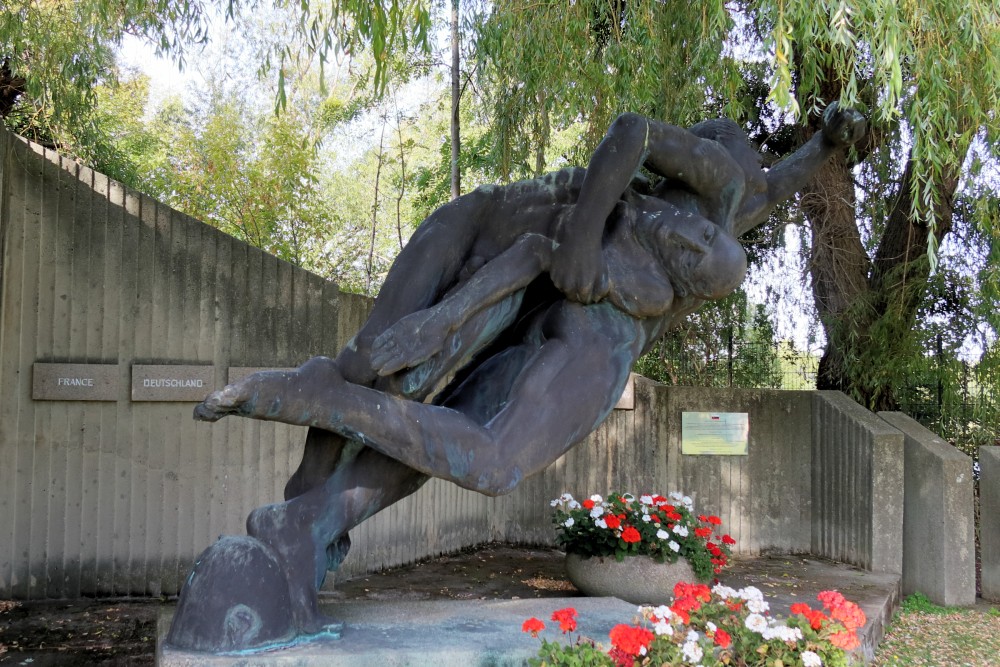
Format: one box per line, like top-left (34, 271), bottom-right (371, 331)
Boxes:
top-left (523, 582), bottom-right (866, 666)
top-left (551, 492), bottom-right (735, 582)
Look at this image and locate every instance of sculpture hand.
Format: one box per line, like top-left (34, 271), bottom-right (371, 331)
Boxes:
top-left (821, 102), bottom-right (867, 148)
top-left (371, 308), bottom-right (449, 376)
top-left (549, 236), bottom-right (610, 304)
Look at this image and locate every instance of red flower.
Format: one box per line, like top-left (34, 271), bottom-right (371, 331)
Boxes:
top-left (829, 629), bottom-right (861, 651)
top-left (714, 628), bottom-right (732, 648)
top-left (582, 499), bottom-right (595, 510)
top-left (726, 599), bottom-right (744, 612)
top-left (722, 534), bottom-right (736, 545)
top-left (830, 601), bottom-right (866, 631)
top-left (698, 514), bottom-right (708, 522)
top-left (621, 526), bottom-right (641, 543)
top-left (609, 624), bottom-right (654, 656)
top-left (551, 607), bottom-right (578, 633)
top-left (694, 527), bottom-right (712, 538)
top-left (818, 590), bottom-right (847, 609)
top-left (521, 617), bottom-right (545, 637)
top-left (666, 511), bottom-right (682, 521)
top-left (707, 515), bottom-right (722, 525)
top-left (605, 514), bottom-right (622, 529)
top-left (790, 602), bottom-right (812, 616)
top-left (805, 609), bottom-right (829, 630)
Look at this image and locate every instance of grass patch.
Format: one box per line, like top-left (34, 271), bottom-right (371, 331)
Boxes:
top-left (874, 595), bottom-right (1000, 666)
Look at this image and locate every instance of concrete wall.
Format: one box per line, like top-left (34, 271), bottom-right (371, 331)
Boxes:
top-left (880, 412), bottom-right (975, 606)
top-left (981, 447), bottom-right (1000, 602)
top-left (812, 392), bottom-right (904, 574)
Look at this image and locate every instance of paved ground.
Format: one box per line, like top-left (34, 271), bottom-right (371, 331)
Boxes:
top-left (1, 543), bottom-right (899, 666)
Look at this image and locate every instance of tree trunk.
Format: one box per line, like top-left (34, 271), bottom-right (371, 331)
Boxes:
top-left (800, 147), bottom-right (870, 395)
top-left (803, 141), bottom-right (961, 410)
top-left (0, 59), bottom-right (25, 117)
top-left (450, 0), bottom-right (461, 200)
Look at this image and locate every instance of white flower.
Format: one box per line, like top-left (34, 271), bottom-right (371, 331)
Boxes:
top-left (638, 645), bottom-right (647, 656)
top-left (641, 514), bottom-right (652, 523)
top-left (747, 597), bottom-right (770, 614)
top-left (682, 495), bottom-right (693, 508)
top-left (590, 505), bottom-right (605, 519)
top-left (712, 584), bottom-right (738, 599)
top-left (801, 650), bottom-right (823, 667)
top-left (739, 586), bottom-right (764, 602)
top-left (589, 494), bottom-right (603, 503)
top-left (745, 613), bottom-right (768, 633)
top-left (706, 622), bottom-right (717, 634)
top-left (668, 540), bottom-right (680, 552)
top-left (653, 621), bottom-right (673, 636)
top-left (686, 629), bottom-right (699, 642)
top-left (656, 529), bottom-right (669, 540)
top-left (568, 500), bottom-right (581, 509)
top-left (651, 605), bottom-right (672, 621)
top-left (669, 491), bottom-right (684, 501)
top-left (563, 517), bottom-right (575, 528)
top-left (550, 498), bottom-right (560, 507)
top-left (682, 641), bottom-right (703, 663)
top-left (640, 494), bottom-right (654, 505)
top-left (595, 518), bottom-right (608, 529)
top-left (761, 625), bottom-right (802, 642)
top-left (673, 524), bottom-right (689, 537)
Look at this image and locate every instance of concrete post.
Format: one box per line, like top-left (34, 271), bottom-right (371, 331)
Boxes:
top-left (981, 446), bottom-right (1000, 602)
top-left (880, 412), bottom-right (975, 606)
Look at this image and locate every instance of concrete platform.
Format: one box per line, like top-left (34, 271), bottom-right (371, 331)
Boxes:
top-left (157, 552), bottom-right (900, 666)
top-left (157, 596), bottom-right (639, 666)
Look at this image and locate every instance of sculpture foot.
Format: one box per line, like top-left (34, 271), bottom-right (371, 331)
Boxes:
top-left (193, 382), bottom-right (248, 421)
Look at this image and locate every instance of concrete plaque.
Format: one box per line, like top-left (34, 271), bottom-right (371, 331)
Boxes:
top-left (681, 412), bottom-right (749, 455)
top-left (33, 363), bottom-right (119, 401)
top-left (132, 365), bottom-right (215, 402)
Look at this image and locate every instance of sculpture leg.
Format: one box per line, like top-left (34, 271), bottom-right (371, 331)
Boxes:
top-left (200, 303), bottom-right (643, 496)
top-left (248, 443), bottom-right (428, 635)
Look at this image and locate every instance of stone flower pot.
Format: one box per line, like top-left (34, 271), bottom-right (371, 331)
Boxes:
top-left (565, 552), bottom-right (697, 606)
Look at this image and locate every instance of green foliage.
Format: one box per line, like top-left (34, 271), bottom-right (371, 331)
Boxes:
top-left (1, 0), bottom-right (209, 146)
top-left (634, 291), bottom-right (784, 389)
top-left (471, 0), bottom-right (740, 179)
top-left (900, 592), bottom-right (957, 616)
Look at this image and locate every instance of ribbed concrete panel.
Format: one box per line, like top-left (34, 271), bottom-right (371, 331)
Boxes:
top-left (811, 392), bottom-right (903, 574)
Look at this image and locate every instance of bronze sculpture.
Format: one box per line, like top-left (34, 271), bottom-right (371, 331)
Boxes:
top-left (166, 106), bottom-right (865, 653)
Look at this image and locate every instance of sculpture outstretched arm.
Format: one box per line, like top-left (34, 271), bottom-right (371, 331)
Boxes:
top-left (552, 113), bottom-right (745, 302)
top-left (734, 103), bottom-right (866, 236)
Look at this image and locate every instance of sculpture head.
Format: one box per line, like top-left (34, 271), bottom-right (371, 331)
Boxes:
top-left (652, 213), bottom-right (748, 300)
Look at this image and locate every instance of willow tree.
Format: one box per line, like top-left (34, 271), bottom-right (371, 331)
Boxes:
top-left (0, 0), bottom-right (430, 155)
top-left (472, 0), bottom-right (1000, 410)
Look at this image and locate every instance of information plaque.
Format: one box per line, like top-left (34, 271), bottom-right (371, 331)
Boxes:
top-left (33, 363), bottom-right (119, 401)
top-left (681, 412), bottom-right (749, 456)
top-left (132, 365), bottom-right (215, 402)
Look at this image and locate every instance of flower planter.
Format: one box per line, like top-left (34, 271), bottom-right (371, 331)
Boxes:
top-left (565, 552), bottom-right (696, 605)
